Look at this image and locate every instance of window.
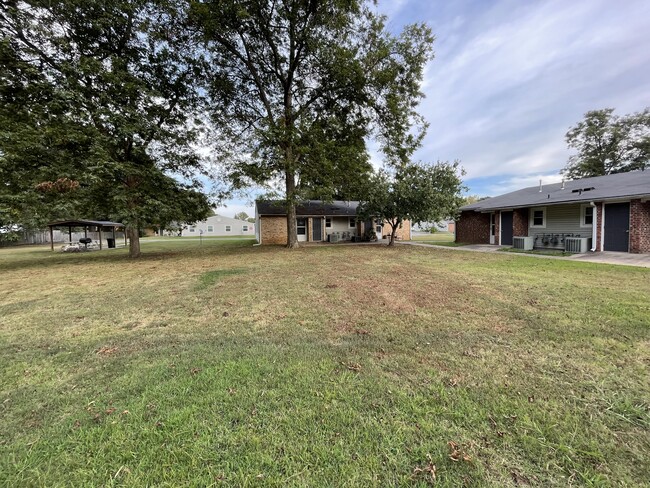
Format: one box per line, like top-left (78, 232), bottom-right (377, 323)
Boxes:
top-left (530, 207), bottom-right (546, 228)
top-left (581, 205), bottom-right (594, 227)
top-left (296, 218), bottom-right (306, 235)
top-left (349, 218), bottom-right (356, 228)
top-left (242, 225), bottom-right (248, 232)
top-left (325, 217), bottom-right (332, 228)
top-left (490, 213), bottom-right (496, 236)
top-left (225, 225), bottom-right (231, 232)
top-left (189, 227), bottom-right (195, 233)
top-left (207, 225), bottom-right (214, 232)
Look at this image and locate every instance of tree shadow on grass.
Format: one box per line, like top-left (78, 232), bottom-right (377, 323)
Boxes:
top-left (0, 240), bottom-right (257, 273)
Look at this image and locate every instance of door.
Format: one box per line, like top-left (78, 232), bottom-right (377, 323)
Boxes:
top-left (312, 217), bottom-right (322, 241)
top-left (489, 213), bottom-right (496, 244)
top-left (501, 211), bottom-right (513, 246)
top-left (375, 222), bottom-right (383, 241)
top-left (296, 218), bottom-right (307, 242)
top-left (604, 202), bottom-right (630, 252)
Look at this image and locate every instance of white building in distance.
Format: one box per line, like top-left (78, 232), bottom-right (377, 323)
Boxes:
top-left (180, 215), bottom-right (255, 237)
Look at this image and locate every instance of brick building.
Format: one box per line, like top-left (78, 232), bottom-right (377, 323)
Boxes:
top-left (456, 171), bottom-right (650, 253)
top-left (255, 200), bottom-right (411, 245)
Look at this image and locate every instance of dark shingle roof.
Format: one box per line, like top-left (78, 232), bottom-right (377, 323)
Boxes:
top-left (256, 200), bottom-right (359, 217)
top-left (462, 170), bottom-right (650, 212)
top-left (48, 219), bottom-right (124, 227)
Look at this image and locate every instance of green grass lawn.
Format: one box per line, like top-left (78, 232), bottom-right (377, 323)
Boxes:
top-left (1, 239), bottom-right (649, 486)
top-left (412, 232), bottom-right (465, 247)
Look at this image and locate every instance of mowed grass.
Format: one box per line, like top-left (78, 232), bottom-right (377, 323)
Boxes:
top-left (412, 232), bottom-right (464, 247)
top-left (1, 238), bottom-right (649, 486)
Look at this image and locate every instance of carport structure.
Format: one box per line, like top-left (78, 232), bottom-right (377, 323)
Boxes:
top-left (47, 220), bottom-right (126, 251)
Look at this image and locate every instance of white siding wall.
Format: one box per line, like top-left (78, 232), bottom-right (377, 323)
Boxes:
top-left (182, 216), bottom-right (255, 237)
top-left (325, 216), bottom-right (356, 236)
top-left (529, 203), bottom-right (592, 249)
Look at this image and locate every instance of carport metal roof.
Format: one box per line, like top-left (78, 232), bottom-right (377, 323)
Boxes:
top-left (47, 220), bottom-right (126, 251)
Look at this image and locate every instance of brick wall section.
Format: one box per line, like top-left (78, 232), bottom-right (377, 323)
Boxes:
top-left (630, 199), bottom-right (650, 253)
top-left (455, 211), bottom-right (490, 244)
top-left (381, 220), bottom-right (411, 240)
top-left (260, 216), bottom-right (288, 245)
top-left (513, 209), bottom-right (529, 237)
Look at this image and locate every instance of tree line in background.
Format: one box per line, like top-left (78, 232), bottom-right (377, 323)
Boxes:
top-left (1, 0), bottom-right (467, 255)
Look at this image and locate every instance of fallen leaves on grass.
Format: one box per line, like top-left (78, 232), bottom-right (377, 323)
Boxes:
top-left (511, 469), bottom-right (532, 485)
top-left (411, 454), bottom-right (436, 484)
top-left (190, 367), bottom-right (201, 376)
top-left (448, 441), bottom-right (472, 463)
top-left (96, 346), bottom-right (119, 356)
top-left (342, 362), bottom-right (362, 372)
top-left (446, 377), bottom-right (459, 388)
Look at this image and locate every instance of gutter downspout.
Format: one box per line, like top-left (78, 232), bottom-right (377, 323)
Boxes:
top-left (590, 202), bottom-right (597, 252)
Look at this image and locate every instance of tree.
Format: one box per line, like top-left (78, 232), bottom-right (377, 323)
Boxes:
top-left (0, 0), bottom-right (212, 257)
top-left (233, 211), bottom-right (250, 221)
top-left (358, 161), bottom-right (465, 246)
top-left (562, 108), bottom-right (650, 179)
top-left (191, 0), bottom-right (434, 248)
top-left (462, 195), bottom-right (489, 206)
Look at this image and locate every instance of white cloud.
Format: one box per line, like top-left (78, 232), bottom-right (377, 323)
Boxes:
top-left (214, 202), bottom-right (255, 219)
top-left (407, 0), bottom-right (650, 184)
top-left (486, 172), bottom-right (564, 195)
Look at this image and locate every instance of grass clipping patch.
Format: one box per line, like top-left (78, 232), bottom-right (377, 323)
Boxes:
top-left (196, 268), bottom-right (246, 290)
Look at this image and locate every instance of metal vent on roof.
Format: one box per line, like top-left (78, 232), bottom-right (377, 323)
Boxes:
top-left (572, 187), bottom-right (595, 194)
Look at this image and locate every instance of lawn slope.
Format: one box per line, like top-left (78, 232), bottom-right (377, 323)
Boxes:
top-left (1, 239), bottom-right (648, 486)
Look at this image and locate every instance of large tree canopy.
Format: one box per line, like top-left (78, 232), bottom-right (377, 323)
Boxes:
top-left (0, 0), bottom-right (212, 257)
top-left (562, 108), bottom-right (650, 179)
top-left (191, 0), bottom-right (434, 248)
top-left (358, 161), bottom-right (465, 246)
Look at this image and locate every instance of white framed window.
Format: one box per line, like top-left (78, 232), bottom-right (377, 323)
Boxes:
top-left (225, 225), bottom-right (231, 232)
top-left (530, 207), bottom-right (546, 228)
top-left (296, 218), bottom-right (306, 235)
top-left (189, 227), bottom-right (195, 233)
top-left (207, 225), bottom-right (214, 232)
top-left (349, 218), bottom-right (356, 228)
top-left (242, 225), bottom-right (248, 232)
top-left (580, 204), bottom-right (594, 227)
top-left (325, 217), bottom-right (332, 228)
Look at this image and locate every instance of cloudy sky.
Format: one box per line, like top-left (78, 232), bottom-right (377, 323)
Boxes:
top-left (214, 0), bottom-right (650, 217)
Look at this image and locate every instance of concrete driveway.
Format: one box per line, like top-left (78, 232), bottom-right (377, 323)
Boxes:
top-left (567, 251), bottom-right (650, 267)
top-left (399, 241), bottom-right (650, 268)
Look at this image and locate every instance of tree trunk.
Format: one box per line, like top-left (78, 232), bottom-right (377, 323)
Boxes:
top-left (388, 220), bottom-right (398, 247)
top-left (286, 169), bottom-right (299, 248)
top-left (127, 224), bottom-right (141, 258)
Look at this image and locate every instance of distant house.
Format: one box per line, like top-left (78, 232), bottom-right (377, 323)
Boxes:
top-left (255, 200), bottom-right (411, 245)
top-left (180, 215), bottom-right (255, 237)
top-left (455, 171), bottom-right (650, 253)
top-left (412, 220), bottom-right (455, 233)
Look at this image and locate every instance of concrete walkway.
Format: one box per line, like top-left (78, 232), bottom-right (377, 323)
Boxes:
top-left (398, 241), bottom-right (650, 268)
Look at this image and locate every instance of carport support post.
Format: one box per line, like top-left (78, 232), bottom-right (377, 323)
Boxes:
top-left (112, 227), bottom-right (116, 246)
top-left (98, 226), bottom-right (103, 250)
top-left (49, 226), bottom-right (54, 251)
top-left (68, 226), bottom-right (72, 244)
top-left (124, 227), bottom-right (127, 247)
